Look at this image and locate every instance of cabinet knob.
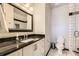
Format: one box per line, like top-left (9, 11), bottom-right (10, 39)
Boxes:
top-left (34, 44), bottom-right (37, 51)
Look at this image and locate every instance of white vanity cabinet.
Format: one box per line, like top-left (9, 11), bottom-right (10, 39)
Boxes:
top-left (6, 38), bottom-right (45, 56)
top-left (33, 38), bottom-right (44, 56)
top-left (23, 43), bottom-right (34, 56)
top-left (23, 38), bottom-right (44, 56)
top-left (7, 49), bottom-right (22, 56)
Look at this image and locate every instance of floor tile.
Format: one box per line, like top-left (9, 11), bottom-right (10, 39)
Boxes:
top-left (47, 49), bottom-right (79, 56)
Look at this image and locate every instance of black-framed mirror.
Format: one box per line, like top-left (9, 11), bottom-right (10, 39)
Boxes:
top-left (8, 3), bottom-right (33, 32)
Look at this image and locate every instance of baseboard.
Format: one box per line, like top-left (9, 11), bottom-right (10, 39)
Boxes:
top-left (46, 43), bottom-right (51, 56)
top-left (46, 42), bottom-right (79, 55)
top-left (63, 48), bottom-right (79, 53)
top-left (73, 51), bottom-right (79, 53)
top-left (63, 48), bottom-right (69, 51)
top-left (45, 45), bottom-right (79, 56)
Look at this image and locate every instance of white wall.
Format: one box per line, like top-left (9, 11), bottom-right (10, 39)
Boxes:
top-left (12, 3), bottom-right (33, 14)
top-left (33, 3), bottom-right (52, 55)
top-left (0, 5), bottom-right (8, 32)
top-left (45, 4), bottom-right (52, 55)
top-left (33, 3), bottom-right (45, 34)
top-left (45, 4), bottom-right (52, 42)
top-left (3, 4), bottom-right (14, 29)
top-left (51, 4), bottom-right (79, 51)
top-left (51, 4), bottom-right (70, 48)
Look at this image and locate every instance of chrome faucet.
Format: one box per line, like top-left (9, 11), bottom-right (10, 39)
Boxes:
top-left (16, 33), bottom-right (19, 48)
top-left (24, 35), bottom-right (26, 40)
top-left (24, 34), bottom-right (28, 40)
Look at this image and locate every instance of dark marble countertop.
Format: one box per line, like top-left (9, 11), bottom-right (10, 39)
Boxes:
top-left (0, 34), bottom-right (45, 56)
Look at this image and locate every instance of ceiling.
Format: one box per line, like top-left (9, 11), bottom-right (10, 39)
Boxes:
top-left (50, 3), bottom-right (67, 8)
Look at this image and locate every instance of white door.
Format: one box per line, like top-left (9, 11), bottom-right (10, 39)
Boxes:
top-left (75, 14), bottom-right (79, 52)
top-left (69, 4), bottom-right (79, 52)
top-left (75, 4), bottom-right (79, 52)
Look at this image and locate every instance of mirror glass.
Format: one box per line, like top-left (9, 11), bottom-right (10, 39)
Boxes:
top-left (9, 4), bottom-right (33, 32)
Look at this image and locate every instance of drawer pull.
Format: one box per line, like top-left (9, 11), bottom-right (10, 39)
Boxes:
top-left (34, 44), bottom-right (37, 51)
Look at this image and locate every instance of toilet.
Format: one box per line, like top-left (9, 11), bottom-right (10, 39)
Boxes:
top-left (56, 36), bottom-right (64, 56)
top-left (55, 36), bottom-right (75, 56)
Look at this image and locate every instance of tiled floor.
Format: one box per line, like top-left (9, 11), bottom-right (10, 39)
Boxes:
top-left (47, 49), bottom-right (79, 56)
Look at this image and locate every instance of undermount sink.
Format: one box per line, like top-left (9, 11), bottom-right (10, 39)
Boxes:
top-left (21, 38), bottom-right (39, 43)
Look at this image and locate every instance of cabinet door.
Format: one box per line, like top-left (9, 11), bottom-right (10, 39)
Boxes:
top-left (7, 49), bottom-right (22, 56)
top-left (39, 39), bottom-right (44, 56)
top-left (44, 38), bottom-right (50, 55)
top-left (23, 44), bottom-right (34, 56)
top-left (33, 39), bottom-right (44, 56)
top-left (33, 43), bottom-right (38, 56)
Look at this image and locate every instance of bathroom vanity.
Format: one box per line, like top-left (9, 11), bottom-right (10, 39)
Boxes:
top-left (0, 3), bottom-right (48, 56)
top-left (0, 34), bottom-right (45, 56)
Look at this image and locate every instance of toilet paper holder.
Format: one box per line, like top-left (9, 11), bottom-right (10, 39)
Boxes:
top-left (74, 31), bottom-right (79, 37)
